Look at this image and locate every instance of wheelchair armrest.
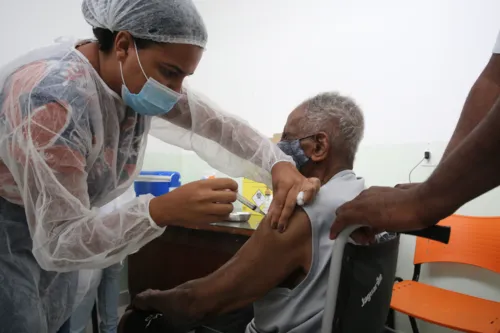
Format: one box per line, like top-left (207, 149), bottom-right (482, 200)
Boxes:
top-left (321, 224), bottom-right (364, 333)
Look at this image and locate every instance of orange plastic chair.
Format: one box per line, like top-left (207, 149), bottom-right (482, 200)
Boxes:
top-left (390, 215), bottom-right (500, 333)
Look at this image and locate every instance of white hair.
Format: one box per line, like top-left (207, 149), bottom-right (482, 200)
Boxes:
top-left (300, 92), bottom-right (364, 161)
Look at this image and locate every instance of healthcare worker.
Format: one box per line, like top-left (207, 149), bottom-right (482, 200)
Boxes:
top-left (330, 31), bottom-right (500, 238)
top-left (0, 1), bottom-right (320, 332)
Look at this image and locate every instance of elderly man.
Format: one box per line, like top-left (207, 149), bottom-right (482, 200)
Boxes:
top-left (120, 92), bottom-right (367, 333)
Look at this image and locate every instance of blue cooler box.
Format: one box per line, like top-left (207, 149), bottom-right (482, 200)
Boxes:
top-left (134, 171), bottom-right (181, 197)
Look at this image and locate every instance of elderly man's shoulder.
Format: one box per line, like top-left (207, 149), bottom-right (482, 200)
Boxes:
top-left (311, 171), bottom-right (365, 209)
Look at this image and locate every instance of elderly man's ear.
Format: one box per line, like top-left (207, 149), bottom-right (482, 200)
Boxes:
top-left (304, 132), bottom-right (329, 162)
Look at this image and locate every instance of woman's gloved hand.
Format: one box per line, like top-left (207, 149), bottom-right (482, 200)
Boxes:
top-left (268, 162), bottom-right (321, 232)
top-left (149, 178), bottom-right (238, 227)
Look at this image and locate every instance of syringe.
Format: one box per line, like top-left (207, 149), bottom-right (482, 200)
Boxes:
top-left (236, 193), bottom-right (266, 215)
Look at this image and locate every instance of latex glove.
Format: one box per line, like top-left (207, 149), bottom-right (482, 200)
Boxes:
top-left (268, 162), bottom-right (320, 232)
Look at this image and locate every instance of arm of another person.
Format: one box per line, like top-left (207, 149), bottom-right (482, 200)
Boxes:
top-left (442, 51), bottom-right (500, 158)
top-left (418, 95), bottom-right (500, 223)
top-left (133, 209), bottom-right (312, 325)
top-left (384, 51), bottom-right (500, 189)
top-left (332, 96), bottom-right (500, 237)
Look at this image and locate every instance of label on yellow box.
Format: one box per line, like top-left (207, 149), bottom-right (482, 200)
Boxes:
top-left (241, 178), bottom-right (272, 217)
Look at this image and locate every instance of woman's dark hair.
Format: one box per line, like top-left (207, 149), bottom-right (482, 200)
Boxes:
top-left (93, 28), bottom-right (158, 53)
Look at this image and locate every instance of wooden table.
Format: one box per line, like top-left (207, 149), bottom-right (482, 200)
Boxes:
top-left (128, 216), bottom-right (261, 299)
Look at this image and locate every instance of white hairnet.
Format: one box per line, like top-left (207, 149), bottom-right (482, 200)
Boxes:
top-left (82, 0), bottom-right (208, 48)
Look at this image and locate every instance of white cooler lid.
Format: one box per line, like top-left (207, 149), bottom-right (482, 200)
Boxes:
top-left (135, 175), bottom-right (172, 182)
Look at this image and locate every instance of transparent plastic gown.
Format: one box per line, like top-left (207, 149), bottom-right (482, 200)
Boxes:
top-left (0, 40), bottom-right (292, 333)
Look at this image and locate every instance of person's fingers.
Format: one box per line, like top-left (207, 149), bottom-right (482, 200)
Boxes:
top-left (350, 229), bottom-right (368, 244)
top-left (266, 210), bottom-right (278, 229)
top-left (395, 183), bottom-right (416, 190)
top-left (133, 290), bottom-right (155, 311)
top-left (210, 190), bottom-right (237, 203)
top-left (329, 216), bottom-right (346, 240)
top-left (134, 289), bottom-right (170, 313)
top-left (277, 186), bottom-right (301, 232)
top-left (351, 227), bottom-right (377, 244)
top-left (268, 187), bottom-right (287, 229)
top-left (205, 178), bottom-right (239, 191)
top-left (301, 178), bottom-right (321, 203)
top-left (206, 203), bottom-right (235, 216)
top-left (351, 188), bottom-right (372, 199)
top-left (330, 203), bottom-right (364, 239)
top-left (366, 186), bottom-right (393, 192)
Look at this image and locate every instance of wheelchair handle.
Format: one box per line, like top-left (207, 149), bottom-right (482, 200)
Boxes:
top-left (400, 225), bottom-right (451, 244)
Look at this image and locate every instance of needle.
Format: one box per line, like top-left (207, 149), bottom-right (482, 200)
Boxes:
top-left (236, 193), bottom-right (266, 215)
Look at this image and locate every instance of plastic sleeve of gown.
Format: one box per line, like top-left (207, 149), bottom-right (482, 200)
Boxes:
top-left (149, 86), bottom-right (294, 187)
top-left (0, 61), bottom-right (164, 273)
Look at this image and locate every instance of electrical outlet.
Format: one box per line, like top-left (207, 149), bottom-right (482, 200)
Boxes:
top-left (421, 147), bottom-right (439, 167)
top-left (422, 146), bottom-right (437, 167)
top-left (424, 150), bottom-right (430, 160)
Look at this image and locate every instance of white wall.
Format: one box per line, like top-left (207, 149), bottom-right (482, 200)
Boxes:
top-left (191, 0), bottom-right (500, 142)
top-left (2, 1), bottom-right (500, 332)
top-left (1, 0), bottom-right (498, 143)
top-left (0, 0), bottom-right (92, 66)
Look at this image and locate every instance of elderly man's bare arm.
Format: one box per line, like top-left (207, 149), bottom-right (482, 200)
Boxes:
top-left (132, 209), bottom-right (312, 324)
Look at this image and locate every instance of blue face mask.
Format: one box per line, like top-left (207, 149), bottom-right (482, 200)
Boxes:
top-left (120, 43), bottom-right (182, 116)
top-left (277, 136), bottom-right (312, 169)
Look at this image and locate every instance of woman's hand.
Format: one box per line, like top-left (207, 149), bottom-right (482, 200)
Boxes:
top-left (149, 178), bottom-right (238, 227)
top-left (268, 162), bottom-right (320, 232)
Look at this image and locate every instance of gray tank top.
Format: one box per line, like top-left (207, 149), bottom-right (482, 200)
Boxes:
top-left (246, 170), bottom-right (365, 333)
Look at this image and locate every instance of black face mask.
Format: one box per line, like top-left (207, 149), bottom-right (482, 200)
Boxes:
top-left (276, 135), bottom-right (314, 168)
